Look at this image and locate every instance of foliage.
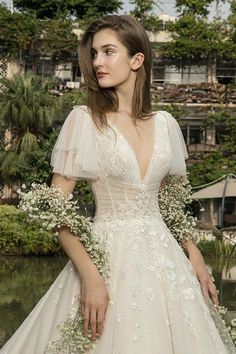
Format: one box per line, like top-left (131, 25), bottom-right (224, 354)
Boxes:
top-left (13, 0), bottom-right (122, 20)
top-left (228, 0), bottom-right (236, 44)
top-left (0, 205), bottom-right (60, 255)
top-left (175, 0), bottom-right (214, 17)
top-left (16, 129), bottom-right (59, 185)
top-left (188, 150), bottom-right (236, 186)
top-left (204, 110), bottom-right (236, 152)
top-left (0, 6), bottom-right (78, 67)
top-left (159, 0), bottom-right (236, 78)
top-left (188, 109), bottom-right (236, 186)
top-left (40, 19), bottom-right (78, 65)
top-left (160, 15), bottom-right (235, 66)
top-left (197, 239), bottom-right (236, 258)
top-left (0, 4), bottom-right (41, 60)
top-left (130, 0), bottom-right (162, 31)
top-left (0, 73), bottom-right (63, 184)
top-left (153, 103), bottom-right (188, 123)
top-left (60, 88), bottom-right (88, 109)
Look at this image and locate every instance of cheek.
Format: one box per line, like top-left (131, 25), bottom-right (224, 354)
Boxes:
top-left (109, 53), bottom-right (130, 67)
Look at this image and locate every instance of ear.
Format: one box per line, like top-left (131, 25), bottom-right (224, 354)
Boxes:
top-left (130, 53), bottom-right (144, 71)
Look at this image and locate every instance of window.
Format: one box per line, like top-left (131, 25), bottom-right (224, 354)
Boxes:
top-left (152, 59), bottom-right (165, 83)
top-left (216, 58), bottom-right (236, 85)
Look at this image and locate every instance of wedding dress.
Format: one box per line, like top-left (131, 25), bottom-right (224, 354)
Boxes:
top-left (1, 106), bottom-right (235, 354)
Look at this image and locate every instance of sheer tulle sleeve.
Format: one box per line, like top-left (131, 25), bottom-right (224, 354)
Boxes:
top-left (163, 111), bottom-right (188, 176)
top-left (50, 106), bottom-right (101, 180)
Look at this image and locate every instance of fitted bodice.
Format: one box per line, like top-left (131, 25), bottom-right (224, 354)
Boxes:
top-left (90, 113), bottom-right (173, 221)
top-left (91, 178), bottom-right (161, 221)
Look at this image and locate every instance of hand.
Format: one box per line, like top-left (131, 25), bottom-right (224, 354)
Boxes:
top-left (80, 271), bottom-right (109, 341)
top-left (187, 243), bottom-right (219, 306)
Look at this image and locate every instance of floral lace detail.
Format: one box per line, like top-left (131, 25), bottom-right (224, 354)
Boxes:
top-left (116, 313), bottom-right (125, 323)
top-left (146, 288), bottom-right (155, 302)
top-left (151, 120), bottom-right (171, 181)
top-left (96, 128), bottom-right (130, 179)
top-left (183, 310), bottom-right (201, 338)
top-left (182, 287), bottom-right (195, 300)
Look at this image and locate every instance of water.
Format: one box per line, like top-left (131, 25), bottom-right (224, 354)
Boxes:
top-left (0, 255), bottom-right (235, 348)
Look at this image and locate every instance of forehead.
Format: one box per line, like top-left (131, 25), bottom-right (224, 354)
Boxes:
top-left (92, 29), bottom-right (122, 49)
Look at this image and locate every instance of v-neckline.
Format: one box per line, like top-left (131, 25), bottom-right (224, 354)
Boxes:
top-left (107, 114), bottom-right (157, 183)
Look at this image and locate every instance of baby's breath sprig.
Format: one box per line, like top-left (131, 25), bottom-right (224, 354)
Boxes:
top-left (158, 175), bottom-right (198, 246)
top-left (215, 306), bottom-right (236, 347)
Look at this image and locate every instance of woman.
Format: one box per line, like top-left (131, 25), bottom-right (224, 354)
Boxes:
top-left (1, 15), bottom-right (235, 354)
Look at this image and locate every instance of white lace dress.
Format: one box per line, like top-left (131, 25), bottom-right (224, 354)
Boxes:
top-left (1, 106), bottom-right (235, 354)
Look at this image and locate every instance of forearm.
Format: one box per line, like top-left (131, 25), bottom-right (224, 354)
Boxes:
top-left (58, 226), bottom-right (99, 280)
top-left (181, 239), bottom-right (201, 257)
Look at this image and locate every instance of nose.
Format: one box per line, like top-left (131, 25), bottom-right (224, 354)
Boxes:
top-left (93, 53), bottom-right (104, 69)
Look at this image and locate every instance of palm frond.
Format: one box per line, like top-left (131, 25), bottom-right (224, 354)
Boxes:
top-left (20, 131), bottom-right (39, 153)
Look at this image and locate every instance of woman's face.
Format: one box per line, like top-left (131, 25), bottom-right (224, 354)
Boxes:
top-left (91, 29), bottom-right (135, 89)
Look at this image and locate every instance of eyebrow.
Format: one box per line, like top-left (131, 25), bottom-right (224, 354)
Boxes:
top-left (91, 44), bottom-right (118, 51)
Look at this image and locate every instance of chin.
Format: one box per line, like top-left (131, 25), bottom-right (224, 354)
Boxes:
top-left (98, 81), bottom-right (114, 89)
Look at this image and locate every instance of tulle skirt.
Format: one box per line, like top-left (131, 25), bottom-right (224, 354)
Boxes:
top-left (1, 215), bottom-right (235, 354)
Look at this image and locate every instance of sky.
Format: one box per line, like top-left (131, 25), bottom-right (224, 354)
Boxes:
top-left (0, 0), bottom-right (231, 20)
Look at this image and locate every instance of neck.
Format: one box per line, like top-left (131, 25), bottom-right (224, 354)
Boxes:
top-left (115, 74), bottom-right (136, 116)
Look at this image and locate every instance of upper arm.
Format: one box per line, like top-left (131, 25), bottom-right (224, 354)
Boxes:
top-left (162, 111), bottom-right (188, 176)
top-left (51, 173), bottom-right (77, 195)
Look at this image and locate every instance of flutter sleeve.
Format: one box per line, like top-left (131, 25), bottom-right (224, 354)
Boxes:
top-left (50, 106), bottom-right (101, 180)
top-left (163, 111), bottom-right (188, 176)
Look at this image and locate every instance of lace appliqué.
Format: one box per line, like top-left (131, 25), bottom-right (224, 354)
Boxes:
top-left (96, 129), bottom-right (129, 179)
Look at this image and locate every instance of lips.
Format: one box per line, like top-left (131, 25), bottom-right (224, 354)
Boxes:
top-left (97, 72), bottom-right (108, 78)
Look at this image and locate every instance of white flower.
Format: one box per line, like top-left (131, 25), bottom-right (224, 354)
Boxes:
top-left (231, 319), bottom-right (236, 327)
top-left (158, 175), bottom-right (197, 245)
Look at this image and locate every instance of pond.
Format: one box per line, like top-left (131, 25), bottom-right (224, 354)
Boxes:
top-left (0, 254), bottom-right (235, 348)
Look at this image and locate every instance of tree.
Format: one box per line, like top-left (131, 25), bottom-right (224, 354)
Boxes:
top-left (0, 6), bottom-right (79, 71)
top-left (0, 5), bottom-right (41, 60)
top-left (228, 0), bottom-right (236, 46)
top-left (39, 19), bottom-right (78, 66)
top-left (130, 0), bottom-right (162, 31)
top-left (160, 13), bottom-right (236, 82)
top-left (188, 110), bottom-right (236, 186)
top-left (158, 0), bottom-right (236, 83)
top-left (175, 0), bottom-right (214, 17)
top-left (0, 73), bottom-right (63, 184)
top-left (161, 15), bottom-right (229, 61)
top-left (13, 0), bottom-right (122, 20)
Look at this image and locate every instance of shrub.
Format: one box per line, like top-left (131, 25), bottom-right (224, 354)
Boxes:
top-left (0, 205), bottom-right (61, 255)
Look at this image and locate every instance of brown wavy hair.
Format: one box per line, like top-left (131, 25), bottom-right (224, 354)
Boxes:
top-left (79, 15), bottom-right (153, 128)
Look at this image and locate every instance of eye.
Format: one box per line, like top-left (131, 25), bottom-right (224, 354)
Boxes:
top-left (105, 48), bottom-right (114, 55)
top-left (91, 50), bottom-right (97, 59)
